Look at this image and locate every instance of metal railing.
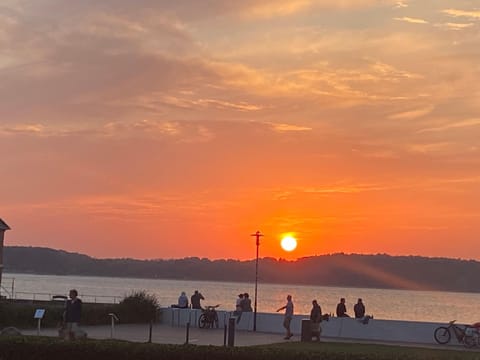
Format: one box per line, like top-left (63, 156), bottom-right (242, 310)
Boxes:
top-left (13, 291), bottom-right (121, 304)
top-left (0, 277), bottom-right (15, 298)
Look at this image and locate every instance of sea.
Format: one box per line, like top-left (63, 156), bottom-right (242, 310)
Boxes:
top-left (3, 272), bottom-right (479, 324)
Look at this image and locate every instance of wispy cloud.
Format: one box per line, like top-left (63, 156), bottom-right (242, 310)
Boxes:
top-left (394, 1), bottom-right (408, 9)
top-left (418, 118), bottom-right (480, 133)
top-left (442, 9), bottom-right (480, 19)
top-left (394, 17), bottom-right (429, 24)
top-left (436, 22), bottom-right (475, 30)
top-left (270, 123), bottom-right (313, 132)
top-left (388, 105), bottom-right (434, 120)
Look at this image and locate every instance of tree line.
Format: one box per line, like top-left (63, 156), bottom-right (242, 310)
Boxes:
top-left (4, 246), bottom-right (480, 293)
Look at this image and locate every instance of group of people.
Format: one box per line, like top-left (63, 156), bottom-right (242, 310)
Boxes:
top-left (234, 292), bottom-right (253, 323)
top-left (276, 295), bottom-right (370, 341)
top-left (172, 290), bottom-right (205, 309)
top-left (336, 297), bottom-right (368, 319)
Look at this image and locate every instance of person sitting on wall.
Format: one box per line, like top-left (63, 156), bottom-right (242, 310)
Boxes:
top-left (354, 298), bottom-right (365, 318)
top-left (191, 290), bottom-right (205, 310)
top-left (336, 298), bottom-right (350, 317)
top-left (172, 291), bottom-right (189, 308)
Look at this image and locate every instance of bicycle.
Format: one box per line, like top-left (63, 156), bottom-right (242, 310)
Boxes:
top-left (198, 305), bottom-right (220, 329)
top-left (434, 320), bottom-right (480, 348)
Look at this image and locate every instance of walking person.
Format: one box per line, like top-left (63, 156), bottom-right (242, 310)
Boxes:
top-left (310, 299), bottom-right (322, 341)
top-left (64, 289), bottom-right (82, 340)
top-left (276, 294), bottom-right (294, 339)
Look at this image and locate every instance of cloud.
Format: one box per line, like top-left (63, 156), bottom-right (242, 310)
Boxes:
top-left (394, 1), bottom-right (408, 8)
top-left (394, 17), bottom-right (428, 24)
top-left (270, 123), bottom-right (313, 132)
top-left (388, 105), bottom-right (434, 120)
top-left (407, 142), bottom-right (453, 154)
top-left (442, 9), bottom-right (480, 19)
top-left (418, 118), bottom-right (480, 133)
top-left (439, 22), bottom-right (475, 30)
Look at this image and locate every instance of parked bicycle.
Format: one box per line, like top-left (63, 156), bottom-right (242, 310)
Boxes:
top-left (434, 320), bottom-right (480, 348)
top-left (198, 305), bottom-right (220, 329)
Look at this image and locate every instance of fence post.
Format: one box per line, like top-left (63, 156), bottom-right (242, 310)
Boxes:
top-left (185, 322), bottom-right (190, 345)
top-left (227, 317), bottom-right (236, 347)
top-left (148, 320), bottom-right (153, 343)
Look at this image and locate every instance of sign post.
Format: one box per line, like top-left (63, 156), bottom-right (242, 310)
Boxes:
top-left (34, 309), bottom-right (45, 335)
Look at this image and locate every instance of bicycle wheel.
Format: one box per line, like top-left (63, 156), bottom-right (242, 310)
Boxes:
top-left (434, 326), bottom-right (451, 344)
top-left (464, 335), bottom-right (476, 348)
top-left (198, 314), bottom-right (207, 328)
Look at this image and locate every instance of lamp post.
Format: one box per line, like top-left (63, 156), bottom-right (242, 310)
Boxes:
top-left (250, 230), bottom-right (263, 332)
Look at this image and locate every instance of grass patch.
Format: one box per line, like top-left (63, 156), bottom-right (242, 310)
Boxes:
top-left (0, 336), bottom-right (479, 360)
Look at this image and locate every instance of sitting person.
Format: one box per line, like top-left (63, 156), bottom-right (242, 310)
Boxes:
top-left (336, 298), bottom-right (350, 317)
top-left (354, 298), bottom-right (365, 318)
top-left (191, 290), bottom-right (205, 309)
top-left (177, 291), bottom-right (189, 308)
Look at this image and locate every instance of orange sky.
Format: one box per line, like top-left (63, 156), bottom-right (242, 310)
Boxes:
top-left (1, 0), bottom-right (479, 260)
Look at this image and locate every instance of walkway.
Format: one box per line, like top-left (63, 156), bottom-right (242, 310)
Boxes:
top-left (24, 324), bottom-right (284, 346)
top-left (22, 323), bottom-right (477, 352)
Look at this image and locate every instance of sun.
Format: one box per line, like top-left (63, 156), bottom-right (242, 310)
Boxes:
top-left (280, 235), bottom-right (297, 252)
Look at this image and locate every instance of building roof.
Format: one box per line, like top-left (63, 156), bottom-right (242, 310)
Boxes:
top-left (0, 218), bottom-right (11, 231)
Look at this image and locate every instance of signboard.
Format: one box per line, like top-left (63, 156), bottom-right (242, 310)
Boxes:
top-left (34, 309), bottom-right (45, 319)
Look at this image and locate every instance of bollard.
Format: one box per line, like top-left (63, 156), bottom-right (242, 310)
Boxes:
top-left (228, 317), bottom-right (236, 347)
top-left (108, 313), bottom-right (119, 339)
top-left (301, 319), bottom-right (312, 342)
top-left (148, 320), bottom-right (153, 343)
top-left (223, 324), bottom-right (227, 346)
top-left (185, 322), bottom-right (190, 345)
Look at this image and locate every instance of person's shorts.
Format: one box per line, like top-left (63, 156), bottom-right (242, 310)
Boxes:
top-left (311, 322), bottom-right (322, 333)
top-left (66, 322), bottom-right (79, 332)
top-left (283, 316), bottom-right (292, 328)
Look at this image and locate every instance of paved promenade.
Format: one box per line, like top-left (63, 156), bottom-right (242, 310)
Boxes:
top-left (25, 324), bottom-right (284, 346)
top-left (22, 323), bottom-right (476, 352)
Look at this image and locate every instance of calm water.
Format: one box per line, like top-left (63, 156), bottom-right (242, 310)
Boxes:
top-left (3, 272), bottom-right (479, 324)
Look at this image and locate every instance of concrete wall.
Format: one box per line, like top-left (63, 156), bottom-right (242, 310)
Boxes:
top-left (160, 307), bottom-right (441, 345)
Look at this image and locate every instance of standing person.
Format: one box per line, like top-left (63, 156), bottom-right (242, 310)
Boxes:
top-left (243, 293), bottom-right (253, 312)
top-left (336, 298), bottom-right (349, 317)
top-left (310, 299), bottom-right (322, 342)
top-left (64, 289), bottom-right (82, 340)
top-left (191, 290), bottom-right (205, 310)
top-left (235, 293), bottom-right (244, 324)
top-left (276, 294), bottom-right (294, 339)
top-left (354, 298), bottom-right (365, 319)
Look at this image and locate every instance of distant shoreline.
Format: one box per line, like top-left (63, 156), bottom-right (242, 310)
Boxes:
top-left (4, 246), bottom-right (480, 294)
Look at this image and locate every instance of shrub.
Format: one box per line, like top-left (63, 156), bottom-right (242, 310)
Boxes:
top-left (117, 291), bottom-right (159, 323)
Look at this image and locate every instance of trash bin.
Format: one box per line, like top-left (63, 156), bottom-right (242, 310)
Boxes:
top-left (301, 319), bottom-right (312, 342)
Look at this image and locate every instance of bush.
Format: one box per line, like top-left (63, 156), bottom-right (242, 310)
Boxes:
top-left (117, 291), bottom-right (159, 323)
top-left (0, 301), bottom-right (116, 329)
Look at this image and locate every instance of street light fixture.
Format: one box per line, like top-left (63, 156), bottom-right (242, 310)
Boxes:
top-left (250, 230), bottom-right (263, 332)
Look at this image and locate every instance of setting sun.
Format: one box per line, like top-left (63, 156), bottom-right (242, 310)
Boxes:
top-left (280, 235), bottom-right (297, 252)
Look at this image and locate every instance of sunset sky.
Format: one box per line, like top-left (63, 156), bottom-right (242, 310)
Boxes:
top-left (1, 0), bottom-right (479, 261)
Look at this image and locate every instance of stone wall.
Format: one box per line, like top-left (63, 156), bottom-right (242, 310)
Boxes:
top-left (161, 307), bottom-right (443, 345)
